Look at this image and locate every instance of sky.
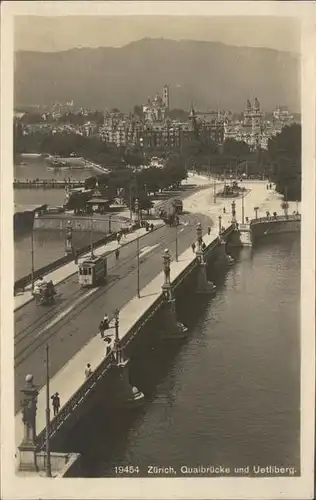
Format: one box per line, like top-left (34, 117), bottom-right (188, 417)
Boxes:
top-left (14, 16), bottom-right (300, 53)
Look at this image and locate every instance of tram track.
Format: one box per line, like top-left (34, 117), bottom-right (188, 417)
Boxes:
top-left (14, 245), bottom-right (162, 367)
top-left (14, 243), bottom-right (147, 346)
top-left (14, 214), bottom-right (205, 371)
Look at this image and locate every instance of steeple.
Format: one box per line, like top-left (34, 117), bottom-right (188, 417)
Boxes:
top-left (189, 103), bottom-right (196, 119)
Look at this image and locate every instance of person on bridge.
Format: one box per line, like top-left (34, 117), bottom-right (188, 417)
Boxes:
top-left (207, 226), bottom-right (211, 235)
top-left (191, 242), bottom-right (196, 253)
top-left (51, 392), bottom-right (60, 416)
top-left (104, 336), bottom-right (115, 362)
top-left (223, 207), bottom-right (226, 214)
top-left (115, 248), bottom-right (120, 260)
top-left (85, 363), bottom-right (92, 378)
top-left (99, 314), bottom-right (110, 338)
top-left (150, 223), bottom-right (154, 232)
top-left (117, 232), bottom-right (121, 245)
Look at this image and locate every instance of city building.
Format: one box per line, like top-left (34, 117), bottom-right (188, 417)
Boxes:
top-left (224, 98), bottom-right (264, 151)
top-left (100, 112), bottom-right (143, 147)
top-left (142, 85), bottom-right (170, 122)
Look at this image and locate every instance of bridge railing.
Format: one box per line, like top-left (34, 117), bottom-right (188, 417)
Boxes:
top-left (250, 214), bottom-right (301, 226)
top-left (36, 354), bottom-right (113, 450)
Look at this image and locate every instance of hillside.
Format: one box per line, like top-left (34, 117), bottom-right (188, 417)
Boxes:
top-left (14, 38), bottom-right (300, 112)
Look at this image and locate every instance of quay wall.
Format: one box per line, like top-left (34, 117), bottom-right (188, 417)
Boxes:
top-left (251, 216), bottom-right (301, 244)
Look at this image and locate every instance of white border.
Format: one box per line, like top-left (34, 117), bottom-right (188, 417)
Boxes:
top-left (1, 2), bottom-right (315, 499)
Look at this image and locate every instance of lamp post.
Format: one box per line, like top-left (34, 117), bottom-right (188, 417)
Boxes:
top-left (108, 214), bottom-right (112, 234)
top-left (45, 344), bottom-right (52, 477)
top-left (137, 236), bottom-right (140, 298)
top-left (254, 206), bottom-right (259, 220)
top-left (31, 229), bottom-right (35, 292)
top-left (241, 191), bottom-right (245, 224)
top-left (134, 198), bottom-right (140, 225)
top-left (213, 178), bottom-right (216, 204)
top-left (129, 184), bottom-right (133, 222)
top-left (231, 200), bottom-right (236, 223)
top-left (218, 215), bottom-right (222, 234)
top-left (175, 222), bottom-right (179, 262)
top-left (162, 248), bottom-right (171, 300)
top-left (196, 222), bottom-right (203, 253)
top-left (90, 218), bottom-right (94, 257)
top-left (114, 309), bottom-right (120, 364)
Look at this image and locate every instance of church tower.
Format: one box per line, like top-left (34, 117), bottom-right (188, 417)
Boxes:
top-left (189, 104), bottom-right (199, 138)
top-left (252, 98), bottom-right (262, 130)
top-left (163, 84), bottom-right (170, 110)
top-left (244, 99), bottom-right (252, 127)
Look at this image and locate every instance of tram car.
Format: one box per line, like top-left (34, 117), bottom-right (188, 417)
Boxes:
top-left (78, 255), bottom-right (107, 287)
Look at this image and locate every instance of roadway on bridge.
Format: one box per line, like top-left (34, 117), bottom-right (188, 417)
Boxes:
top-left (14, 211), bottom-right (213, 412)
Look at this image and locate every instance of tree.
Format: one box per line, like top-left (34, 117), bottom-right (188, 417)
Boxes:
top-left (268, 124), bottom-right (301, 200)
top-left (222, 138), bottom-right (250, 157)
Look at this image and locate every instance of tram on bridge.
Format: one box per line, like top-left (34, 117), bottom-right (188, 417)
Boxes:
top-left (78, 255), bottom-right (107, 287)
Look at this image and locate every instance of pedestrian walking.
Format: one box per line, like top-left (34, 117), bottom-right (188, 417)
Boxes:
top-left (115, 248), bottom-right (120, 260)
top-left (191, 242), bottom-right (196, 253)
top-left (223, 207), bottom-right (226, 214)
top-left (85, 363), bottom-right (92, 378)
top-left (51, 392), bottom-right (60, 416)
top-left (116, 232), bottom-right (121, 245)
top-left (150, 223), bottom-right (154, 232)
top-left (99, 314), bottom-right (110, 339)
top-left (207, 226), bottom-right (211, 235)
top-left (104, 336), bottom-right (115, 362)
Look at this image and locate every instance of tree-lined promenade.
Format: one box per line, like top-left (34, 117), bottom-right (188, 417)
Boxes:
top-left (14, 114), bottom-right (301, 203)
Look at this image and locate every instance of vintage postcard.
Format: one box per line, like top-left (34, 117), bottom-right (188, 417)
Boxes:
top-left (1, 1), bottom-right (315, 499)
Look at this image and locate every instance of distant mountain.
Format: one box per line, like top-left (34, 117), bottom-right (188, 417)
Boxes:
top-left (14, 38), bottom-right (300, 113)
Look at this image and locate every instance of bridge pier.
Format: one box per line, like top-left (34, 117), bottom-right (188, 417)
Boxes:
top-left (160, 249), bottom-right (188, 340)
top-left (113, 360), bottom-right (145, 407)
top-left (195, 223), bottom-right (216, 295)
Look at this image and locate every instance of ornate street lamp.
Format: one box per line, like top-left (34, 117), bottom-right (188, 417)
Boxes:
top-left (196, 222), bottom-right (203, 253)
top-left (231, 200), bottom-right (236, 223)
top-left (113, 309), bottom-right (120, 364)
top-left (134, 198), bottom-right (140, 225)
top-left (218, 215), bottom-right (222, 234)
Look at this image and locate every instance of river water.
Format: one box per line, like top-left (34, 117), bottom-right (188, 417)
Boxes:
top-left (14, 159), bottom-right (104, 280)
top-left (62, 233), bottom-right (300, 477)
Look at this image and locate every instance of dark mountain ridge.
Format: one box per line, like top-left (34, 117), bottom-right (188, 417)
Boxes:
top-left (14, 38), bottom-right (300, 112)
